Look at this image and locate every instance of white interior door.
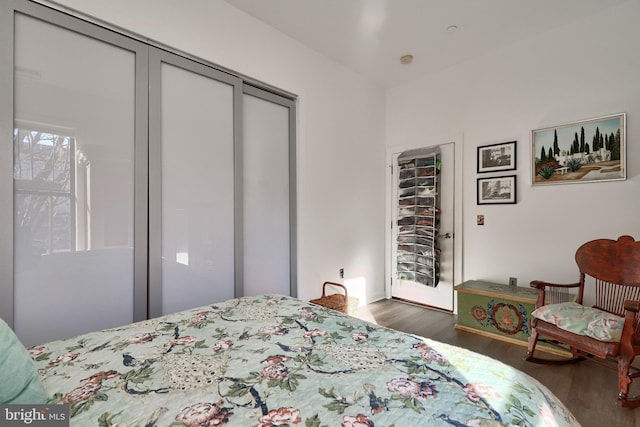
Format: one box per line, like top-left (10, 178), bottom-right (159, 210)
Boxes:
top-left (390, 142), bottom-right (455, 311)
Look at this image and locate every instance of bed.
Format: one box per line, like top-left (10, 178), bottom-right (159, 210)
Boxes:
top-left (24, 294), bottom-right (579, 426)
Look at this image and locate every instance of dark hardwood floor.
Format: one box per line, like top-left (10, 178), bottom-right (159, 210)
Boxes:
top-left (354, 298), bottom-right (640, 427)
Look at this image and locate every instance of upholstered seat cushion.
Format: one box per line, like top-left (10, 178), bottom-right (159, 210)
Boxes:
top-left (0, 318), bottom-right (48, 404)
top-left (531, 302), bottom-right (625, 343)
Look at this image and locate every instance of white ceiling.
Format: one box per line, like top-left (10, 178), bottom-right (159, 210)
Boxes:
top-left (224, 0), bottom-right (630, 88)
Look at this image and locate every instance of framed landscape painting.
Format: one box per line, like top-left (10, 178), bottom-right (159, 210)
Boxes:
top-left (531, 113), bottom-right (626, 186)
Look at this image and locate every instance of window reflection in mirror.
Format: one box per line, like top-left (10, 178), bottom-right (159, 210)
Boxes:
top-left (13, 123), bottom-right (89, 256)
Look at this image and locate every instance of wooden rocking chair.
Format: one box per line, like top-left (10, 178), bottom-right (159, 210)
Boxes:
top-left (526, 235), bottom-right (640, 408)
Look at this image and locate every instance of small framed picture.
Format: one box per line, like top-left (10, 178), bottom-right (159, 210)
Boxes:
top-left (477, 175), bottom-right (517, 205)
top-left (531, 113), bottom-right (626, 186)
top-left (477, 140), bottom-right (517, 173)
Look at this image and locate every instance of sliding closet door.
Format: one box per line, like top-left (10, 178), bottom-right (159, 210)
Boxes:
top-left (1, 1), bottom-right (298, 342)
top-left (8, 6), bottom-right (148, 346)
top-left (149, 50), bottom-right (241, 317)
top-left (241, 87), bottom-right (296, 296)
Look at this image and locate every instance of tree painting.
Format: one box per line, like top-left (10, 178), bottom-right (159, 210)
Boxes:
top-left (532, 114), bottom-right (625, 184)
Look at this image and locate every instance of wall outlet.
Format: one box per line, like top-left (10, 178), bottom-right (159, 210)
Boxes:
top-left (509, 277), bottom-right (517, 287)
top-left (339, 268), bottom-right (344, 278)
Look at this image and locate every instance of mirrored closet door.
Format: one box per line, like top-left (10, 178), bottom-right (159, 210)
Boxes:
top-left (148, 51), bottom-right (240, 317)
top-left (10, 8), bottom-right (148, 346)
top-left (1, 1), bottom-right (296, 346)
top-left (241, 87), bottom-right (296, 297)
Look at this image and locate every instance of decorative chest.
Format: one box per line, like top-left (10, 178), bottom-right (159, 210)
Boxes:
top-left (454, 280), bottom-right (540, 349)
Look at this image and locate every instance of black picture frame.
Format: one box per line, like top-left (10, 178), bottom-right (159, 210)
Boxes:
top-left (477, 175), bottom-right (517, 205)
top-left (477, 140), bottom-right (517, 173)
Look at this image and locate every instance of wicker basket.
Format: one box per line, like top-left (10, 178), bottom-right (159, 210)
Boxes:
top-left (310, 281), bottom-right (358, 314)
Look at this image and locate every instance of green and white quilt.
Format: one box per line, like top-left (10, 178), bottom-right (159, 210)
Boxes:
top-left (30, 294), bottom-right (580, 426)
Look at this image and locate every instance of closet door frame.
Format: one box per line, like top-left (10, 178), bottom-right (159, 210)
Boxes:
top-left (0, 0), bottom-right (298, 329)
top-left (241, 85), bottom-right (298, 298)
top-left (147, 48), bottom-right (243, 318)
top-left (0, 0), bottom-right (149, 327)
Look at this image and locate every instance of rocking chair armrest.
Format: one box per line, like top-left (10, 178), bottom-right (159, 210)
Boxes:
top-left (529, 280), bottom-right (581, 290)
top-left (529, 280), bottom-right (582, 308)
top-left (623, 300), bottom-right (640, 313)
top-left (621, 300), bottom-right (640, 351)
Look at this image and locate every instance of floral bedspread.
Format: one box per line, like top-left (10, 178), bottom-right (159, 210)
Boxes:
top-left (30, 294), bottom-right (579, 426)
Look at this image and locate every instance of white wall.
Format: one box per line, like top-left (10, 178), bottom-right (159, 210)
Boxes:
top-left (387, 0), bottom-right (640, 304)
top-left (51, 0), bottom-right (388, 304)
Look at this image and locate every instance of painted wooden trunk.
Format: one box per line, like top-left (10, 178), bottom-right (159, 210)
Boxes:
top-left (455, 280), bottom-right (540, 348)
